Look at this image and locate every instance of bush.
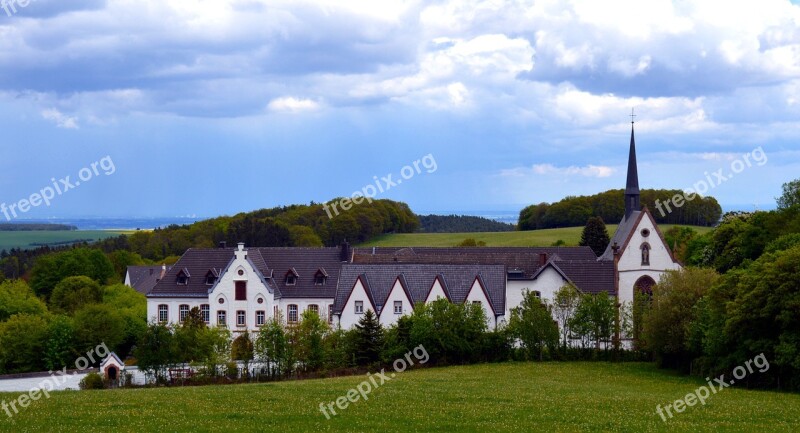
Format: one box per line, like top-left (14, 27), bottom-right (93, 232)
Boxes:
top-left (79, 372), bottom-right (105, 390)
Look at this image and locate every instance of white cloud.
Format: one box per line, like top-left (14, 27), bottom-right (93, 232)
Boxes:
top-left (267, 97), bottom-right (321, 113)
top-left (41, 108), bottom-right (79, 129)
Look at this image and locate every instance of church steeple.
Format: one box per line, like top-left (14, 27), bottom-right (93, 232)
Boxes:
top-left (624, 115), bottom-right (640, 218)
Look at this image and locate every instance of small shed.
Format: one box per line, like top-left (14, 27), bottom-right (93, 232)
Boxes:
top-left (100, 352), bottom-right (125, 382)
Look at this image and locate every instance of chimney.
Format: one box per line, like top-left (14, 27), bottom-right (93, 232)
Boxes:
top-left (539, 253), bottom-right (548, 266)
top-left (340, 240), bottom-right (351, 262)
top-left (149, 268), bottom-right (154, 276)
top-left (158, 264), bottom-right (166, 280)
top-left (219, 241), bottom-right (227, 249)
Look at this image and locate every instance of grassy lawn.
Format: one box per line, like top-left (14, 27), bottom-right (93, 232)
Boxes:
top-left (1, 362), bottom-right (797, 432)
top-left (0, 230), bottom-right (132, 251)
top-left (360, 225), bottom-right (714, 247)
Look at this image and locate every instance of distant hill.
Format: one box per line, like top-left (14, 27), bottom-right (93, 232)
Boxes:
top-left (518, 189), bottom-right (722, 230)
top-left (0, 223), bottom-right (77, 231)
top-left (418, 214), bottom-right (515, 233)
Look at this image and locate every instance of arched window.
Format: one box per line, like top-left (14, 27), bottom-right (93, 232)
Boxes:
top-left (641, 243), bottom-right (651, 266)
top-left (635, 276), bottom-right (657, 297)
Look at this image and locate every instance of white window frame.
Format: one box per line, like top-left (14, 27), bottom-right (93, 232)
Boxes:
top-left (355, 300), bottom-right (364, 314)
top-left (179, 304), bottom-right (189, 322)
top-left (201, 304), bottom-right (210, 323)
top-left (217, 310), bottom-right (227, 327)
top-left (158, 305), bottom-right (168, 323)
top-left (256, 310), bottom-right (265, 326)
top-left (394, 300), bottom-right (403, 315)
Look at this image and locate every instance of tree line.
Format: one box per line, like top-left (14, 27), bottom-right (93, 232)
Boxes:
top-left (418, 215), bottom-right (515, 233)
top-left (518, 189), bottom-right (722, 230)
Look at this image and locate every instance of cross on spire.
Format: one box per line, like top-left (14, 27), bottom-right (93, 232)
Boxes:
top-left (630, 107), bottom-right (636, 124)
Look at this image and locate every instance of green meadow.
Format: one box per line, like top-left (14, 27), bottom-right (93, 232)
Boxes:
top-left (1, 362), bottom-right (797, 432)
top-left (0, 231), bottom-right (131, 252)
top-left (359, 225), bottom-right (713, 247)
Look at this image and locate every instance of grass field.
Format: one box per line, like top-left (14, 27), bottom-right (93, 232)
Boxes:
top-left (360, 225), bottom-right (714, 248)
top-left (1, 362), bottom-right (797, 432)
top-left (0, 231), bottom-right (131, 251)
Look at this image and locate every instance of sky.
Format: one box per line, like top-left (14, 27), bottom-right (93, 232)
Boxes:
top-left (1, 0), bottom-right (800, 219)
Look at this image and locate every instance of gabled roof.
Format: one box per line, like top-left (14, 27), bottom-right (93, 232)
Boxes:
top-left (426, 274), bottom-right (452, 301)
top-left (334, 264), bottom-right (506, 315)
top-left (148, 249), bottom-right (236, 297)
top-left (598, 207), bottom-right (679, 265)
top-left (256, 248), bottom-right (343, 299)
top-left (353, 246), bottom-right (598, 278)
top-left (126, 265), bottom-right (170, 296)
top-left (379, 275), bottom-right (415, 313)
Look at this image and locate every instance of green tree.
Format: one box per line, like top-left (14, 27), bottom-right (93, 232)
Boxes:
top-left (73, 304), bottom-right (126, 356)
top-left (44, 315), bottom-right (76, 371)
top-left (50, 276), bottom-right (103, 314)
top-left (231, 333), bottom-right (255, 375)
top-left (579, 217), bottom-right (610, 256)
top-left (0, 314), bottom-right (49, 373)
top-left (570, 292), bottom-right (616, 351)
top-left (135, 322), bottom-right (176, 382)
top-left (255, 314), bottom-right (290, 378)
top-left (296, 309), bottom-right (327, 372)
top-left (29, 248), bottom-right (115, 298)
top-left (508, 290), bottom-right (559, 361)
top-left (552, 284), bottom-right (581, 349)
top-left (353, 310), bottom-right (384, 366)
top-left (642, 268), bottom-right (719, 370)
top-left (0, 279), bottom-right (47, 321)
top-left (777, 178), bottom-right (800, 210)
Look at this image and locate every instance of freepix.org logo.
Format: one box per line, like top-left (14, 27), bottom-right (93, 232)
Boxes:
top-left (1, 156), bottom-right (116, 221)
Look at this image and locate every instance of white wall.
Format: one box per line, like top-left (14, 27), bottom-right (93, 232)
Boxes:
top-left (616, 213), bottom-right (681, 304)
top-left (338, 278), bottom-right (376, 329)
top-left (378, 279), bottom-right (413, 327)
top-left (464, 279), bottom-right (497, 330)
top-left (209, 246), bottom-right (273, 331)
top-left (146, 298), bottom-right (208, 325)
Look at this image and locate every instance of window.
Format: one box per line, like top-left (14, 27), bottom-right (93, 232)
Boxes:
top-left (472, 301), bottom-right (482, 306)
top-left (328, 305), bottom-right (333, 324)
top-left (308, 304), bottom-right (319, 315)
top-left (288, 305), bottom-right (298, 323)
top-left (394, 300), bottom-right (403, 315)
top-left (179, 304), bottom-right (189, 322)
top-left (236, 310), bottom-right (246, 327)
top-left (217, 310), bottom-right (227, 327)
top-left (158, 305), bottom-right (168, 323)
top-left (532, 291), bottom-right (541, 299)
top-left (355, 301), bottom-right (364, 314)
top-left (235, 281), bottom-right (247, 301)
top-left (256, 310), bottom-right (266, 326)
top-left (205, 270), bottom-right (217, 285)
top-left (286, 275), bottom-right (296, 285)
top-left (176, 273), bottom-right (188, 285)
top-left (315, 275), bottom-right (326, 285)
top-left (201, 304), bottom-right (210, 323)
top-left (641, 244), bottom-right (651, 266)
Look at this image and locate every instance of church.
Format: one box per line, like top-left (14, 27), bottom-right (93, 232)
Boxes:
top-left (139, 122), bottom-right (681, 345)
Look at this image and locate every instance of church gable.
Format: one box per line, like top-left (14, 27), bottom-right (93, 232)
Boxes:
top-left (617, 208), bottom-right (678, 271)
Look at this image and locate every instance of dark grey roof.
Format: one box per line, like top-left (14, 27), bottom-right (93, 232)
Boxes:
top-left (255, 248), bottom-right (343, 299)
top-left (600, 210), bottom-right (642, 261)
top-left (147, 247), bottom-right (346, 299)
top-left (546, 260), bottom-right (615, 295)
top-left (148, 249), bottom-right (235, 297)
top-left (353, 246), bottom-right (598, 278)
top-left (334, 264), bottom-right (507, 315)
top-left (126, 265), bottom-right (170, 296)
top-left (626, 123), bottom-right (640, 195)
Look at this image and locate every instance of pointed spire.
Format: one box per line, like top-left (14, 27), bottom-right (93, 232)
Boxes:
top-left (624, 115), bottom-right (640, 217)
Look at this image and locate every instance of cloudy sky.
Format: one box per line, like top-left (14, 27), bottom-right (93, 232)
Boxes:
top-left (2, 0), bottom-right (800, 219)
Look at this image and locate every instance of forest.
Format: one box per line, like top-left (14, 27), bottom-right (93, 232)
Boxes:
top-left (518, 188), bottom-right (722, 229)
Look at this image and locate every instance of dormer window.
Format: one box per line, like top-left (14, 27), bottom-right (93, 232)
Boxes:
top-left (205, 269), bottom-right (219, 285)
top-left (285, 269), bottom-right (299, 286)
top-left (314, 269), bottom-right (328, 286)
top-left (176, 269), bottom-right (190, 285)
